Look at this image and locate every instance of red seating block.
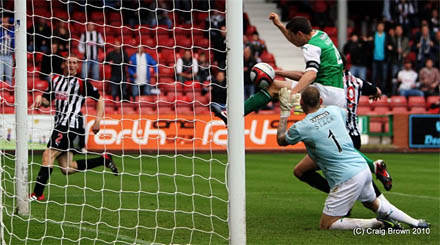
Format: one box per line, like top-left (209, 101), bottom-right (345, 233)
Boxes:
top-left (371, 95), bottom-right (389, 108)
top-left (408, 96), bottom-right (426, 108)
top-left (390, 96), bottom-right (407, 108)
top-left (358, 96), bottom-right (370, 107)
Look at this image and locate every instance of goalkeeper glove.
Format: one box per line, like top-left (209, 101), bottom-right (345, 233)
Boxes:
top-left (279, 87), bottom-right (301, 117)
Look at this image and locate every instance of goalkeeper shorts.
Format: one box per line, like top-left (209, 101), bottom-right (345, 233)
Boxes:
top-left (323, 168), bottom-right (376, 217)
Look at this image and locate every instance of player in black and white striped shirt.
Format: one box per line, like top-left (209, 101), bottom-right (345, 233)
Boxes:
top-left (343, 69), bottom-right (382, 149)
top-left (30, 56), bottom-right (118, 202)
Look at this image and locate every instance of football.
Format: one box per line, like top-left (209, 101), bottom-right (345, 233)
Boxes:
top-left (250, 63), bottom-right (275, 89)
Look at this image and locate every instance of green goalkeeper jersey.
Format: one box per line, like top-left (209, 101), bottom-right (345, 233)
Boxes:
top-left (302, 30), bottom-right (343, 88)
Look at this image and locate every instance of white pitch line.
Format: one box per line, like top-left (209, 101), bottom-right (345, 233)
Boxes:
top-left (31, 216), bottom-right (150, 245)
top-left (385, 192), bottom-right (440, 201)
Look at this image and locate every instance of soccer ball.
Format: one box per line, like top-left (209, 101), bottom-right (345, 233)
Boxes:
top-left (250, 63), bottom-right (275, 89)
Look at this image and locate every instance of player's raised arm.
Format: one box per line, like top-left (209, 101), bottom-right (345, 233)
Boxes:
top-left (269, 12), bottom-right (292, 44)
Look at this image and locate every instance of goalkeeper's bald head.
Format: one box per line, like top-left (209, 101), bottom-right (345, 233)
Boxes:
top-left (300, 86), bottom-right (322, 114)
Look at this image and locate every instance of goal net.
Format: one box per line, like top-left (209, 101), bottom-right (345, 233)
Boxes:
top-left (0, 0), bottom-right (245, 244)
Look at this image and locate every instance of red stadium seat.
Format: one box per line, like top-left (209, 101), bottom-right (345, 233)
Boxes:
top-left (409, 107), bottom-right (427, 114)
top-left (358, 96), bottom-right (370, 107)
top-left (371, 95), bottom-right (389, 108)
top-left (174, 105), bottom-right (193, 115)
top-left (427, 96), bottom-right (440, 108)
top-left (390, 107), bottom-right (408, 114)
top-left (356, 106), bottom-right (371, 115)
top-left (372, 106), bottom-right (390, 114)
top-left (408, 96), bottom-right (426, 108)
top-left (390, 96), bottom-right (407, 108)
top-left (194, 105), bottom-right (210, 114)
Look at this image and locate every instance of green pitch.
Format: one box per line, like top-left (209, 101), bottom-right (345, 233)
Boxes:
top-left (1, 153), bottom-right (439, 244)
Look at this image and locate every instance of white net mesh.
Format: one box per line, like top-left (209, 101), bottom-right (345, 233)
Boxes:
top-left (0, 0), bottom-right (231, 243)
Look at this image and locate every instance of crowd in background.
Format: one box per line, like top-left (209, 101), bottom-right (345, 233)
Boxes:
top-left (1, 0), bottom-right (438, 107)
top-left (276, 0), bottom-right (439, 97)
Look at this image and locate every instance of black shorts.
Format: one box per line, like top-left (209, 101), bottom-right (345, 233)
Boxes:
top-left (47, 126), bottom-right (80, 152)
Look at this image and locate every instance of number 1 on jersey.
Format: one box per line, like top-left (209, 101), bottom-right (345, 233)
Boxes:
top-left (328, 129), bottom-right (342, 152)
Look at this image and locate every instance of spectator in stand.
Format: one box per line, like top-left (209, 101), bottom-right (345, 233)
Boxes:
top-left (27, 17), bottom-right (50, 52)
top-left (419, 58), bottom-right (440, 97)
top-left (210, 71), bottom-right (227, 113)
top-left (105, 39), bottom-right (129, 101)
top-left (429, 9), bottom-right (439, 33)
top-left (396, 60), bottom-right (424, 97)
top-left (197, 52), bottom-right (211, 83)
top-left (388, 25), bottom-right (410, 79)
top-left (53, 23), bottom-right (70, 52)
top-left (128, 45), bottom-right (157, 100)
top-left (249, 32), bottom-right (266, 59)
top-left (212, 25), bottom-right (226, 69)
top-left (142, 0), bottom-right (172, 28)
top-left (394, 0), bottom-right (416, 33)
top-left (433, 31), bottom-right (440, 67)
top-left (343, 34), bottom-right (369, 80)
top-left (372, 22), bottom-right (389, 94)
top-left (40, 43), bottom-right (64, 83)
top-left (176, 50), bottom-right (199, 84)
top-left (415, 25), bottom-right (434, 70)
top-left (0, 16), bottom-right (14, 85)
top-left (243, 35), bottom-right (251, 49)
top-left (243, 46), bottom-right (257, 99)
top-left (78, 23), bottom-right (104, 81)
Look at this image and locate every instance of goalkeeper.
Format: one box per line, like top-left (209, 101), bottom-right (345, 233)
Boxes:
top-left (277, 86), bottom-right (429, 229)
top-left (29, 56), bottom-right (118, 202)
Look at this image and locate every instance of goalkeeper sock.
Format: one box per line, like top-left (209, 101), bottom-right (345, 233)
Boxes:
top-left (34, 166), bottom-right (53, 197)
top-left (329, 218), bottom-right (382, 230)
top-left (244, 89), bottom-right (272, 115)
top-left (376, 195), bottom-right (419, 226)
top-left (356, 150), bottom-right (375, 173)
top-left (76, 157), bottom-right (105, 170)
top-left (298, 170), bottom-right (330, 193)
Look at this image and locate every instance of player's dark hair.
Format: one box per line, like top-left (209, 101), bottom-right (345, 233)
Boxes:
top-left (286, 17), bottom-right (312, 34)
top-left (301, 86), bottom-right (320, 110)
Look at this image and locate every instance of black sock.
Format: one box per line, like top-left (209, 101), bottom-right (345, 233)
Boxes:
top-left (76, 156), bottom-right (105, 170)
top-left (372, 181), bottom-right (382, 197)
top-left (299, 170), bottom-right (330, 193)
top-left (33, 166), bottom-right (53, 197)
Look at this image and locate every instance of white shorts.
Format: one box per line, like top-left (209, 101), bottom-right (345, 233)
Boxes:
top-left (323, 168), bottom-right (376, 217)
top-left (290, 81), bottom-right (347, 109)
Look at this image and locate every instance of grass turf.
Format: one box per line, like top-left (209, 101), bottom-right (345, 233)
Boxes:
top-left (1, 153), bottom-right (439, 244)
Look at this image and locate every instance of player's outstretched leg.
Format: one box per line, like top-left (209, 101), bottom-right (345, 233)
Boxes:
top-left (74, 153), bottom-right (119, 176)
top-left (374, 194), bottom-right (429, 228)
top-left (213, 80), bottom-right (292, 125)
top-left (30, 148), bottom-right (61, 202)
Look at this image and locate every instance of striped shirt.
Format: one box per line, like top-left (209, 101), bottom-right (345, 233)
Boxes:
top-left (43, 75), bottom-right (100, 129)
top-left (78, 30), bottom-right (104, 60)
top-left (343, 71), bottom-right (377, 137)
top-left (0, 26), bottom-right (14, 56)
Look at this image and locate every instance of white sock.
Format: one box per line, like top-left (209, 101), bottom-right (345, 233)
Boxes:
top-left (329, 218), bottom-right (382, 230)
top-left (376, 196), bottom-right (419, 226)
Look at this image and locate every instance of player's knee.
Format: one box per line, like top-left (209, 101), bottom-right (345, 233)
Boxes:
top-left (293, 166), bottom-right (303, 179)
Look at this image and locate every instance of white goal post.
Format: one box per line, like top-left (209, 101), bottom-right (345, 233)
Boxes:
top-left (2, 0), bottom-right (246, 244)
